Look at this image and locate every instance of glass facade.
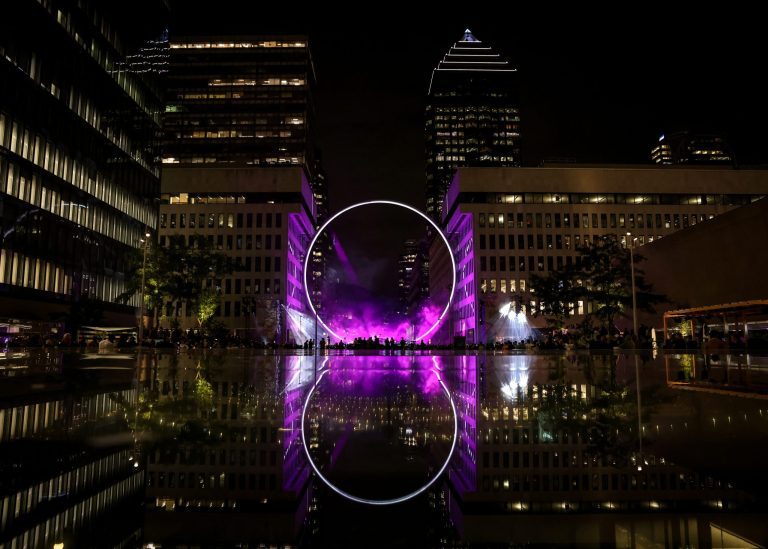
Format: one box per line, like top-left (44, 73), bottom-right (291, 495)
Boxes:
top-left (162, 36), bottom-right (316, 173)
top-left (425, 30), bottom-right (521, 221)
top-left (0, 1), bottom-right (165, 323)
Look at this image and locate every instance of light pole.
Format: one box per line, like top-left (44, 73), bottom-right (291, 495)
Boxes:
top-left (626, 232), bottom-right (639, 340)
top-left (138, 231), bottom-right (151, 345)
top-left (626, 232), bottom-right (643, 466)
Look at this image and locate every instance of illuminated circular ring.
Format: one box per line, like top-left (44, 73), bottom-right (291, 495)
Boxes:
top-left (300, 368), bottom-right (458, 505)
top-left (302, 200), bottom-right (456, 342)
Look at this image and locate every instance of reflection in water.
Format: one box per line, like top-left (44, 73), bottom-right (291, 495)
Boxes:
top-left (1, 351), bottom-right (768, 547)
top-left (302, 359), bottom-right (456, 503)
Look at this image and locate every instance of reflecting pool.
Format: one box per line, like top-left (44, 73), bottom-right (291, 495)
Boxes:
top-left (2, 350), bottom-right (768, 547)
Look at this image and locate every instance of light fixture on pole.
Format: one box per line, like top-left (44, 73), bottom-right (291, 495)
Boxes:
top-left (627, 232), bottom-right (643, 468)
top-left (138, 231), bottom-right (151, 345)
top-left (626, 232), bottom-right (639, 339)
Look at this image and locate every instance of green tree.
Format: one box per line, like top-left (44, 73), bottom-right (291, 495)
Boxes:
top-left (196, 289), bottom-right (219, 330)
top-left (119, 234), bottom-right (234, 329)
top-left (530, 235), bottom-right (665, 332)
top-left (529, 263), bottom-right (578, 329)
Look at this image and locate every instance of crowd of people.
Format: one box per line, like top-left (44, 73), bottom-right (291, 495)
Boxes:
top-left (3, 324), bottom-right (767, 352)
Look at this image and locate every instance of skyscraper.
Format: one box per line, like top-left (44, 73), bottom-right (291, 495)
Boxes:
top-left (158, 36), bottom-right (324, 341)
top-left (0, 0), bottom-right (166, 330)
top-left (425, 30), bottom-right (521, 221)
top-left (162, 35), bottom-right (317, 172)
top-left (651, 131), bottom-right (734, 166)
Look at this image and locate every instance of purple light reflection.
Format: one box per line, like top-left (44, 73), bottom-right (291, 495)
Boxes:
top-left (324, 355), bottom-right (443, 396)
top-left (300, 356), bottom-right (457, 505)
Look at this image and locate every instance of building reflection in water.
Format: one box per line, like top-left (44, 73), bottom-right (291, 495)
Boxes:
top-left (0, 351), bottom-right (143, 548)
top-left (443, 353), bottom-right (767, 548)
top-left (139, 351), bottom-right (313, 546)
top-left (2, 350), bottom-right (768, 547)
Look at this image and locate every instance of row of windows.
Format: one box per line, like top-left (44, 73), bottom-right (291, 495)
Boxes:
top-left (0, 113), bottom-right (157, 231)
top-left (0, 449), bottom-right (132, 531)
top-left (479, 233), bottom-right (659, 252)
top-left (0, 400), bottom-right (61, 442)
top-left (2, 472), bottom-right (143, 549)
top-left (479, 472), bottom-right (706, 493)
top-left (479, 211), bottom-right (714, 230)
top-left (162, 154), bottom-right (304, 165)
top-left (159, 234), bottom-right (283, 254)
top-left (485, 192), bottom-right (760, 206)
top-left (176, 130), bottom-right (297, 139)
top-left (170, 41), bottom-right (307, 49)
top-left (47, 1), bottom-right (160, 120)
top-left (0, 248), bottom-right (139, 306)
top-left (434, 106), bottom-right (519, 114)
top-left (164, 114), bottom-right (304, 127)
top-left (3, 158), bottom-right (146, 248)
top-left (177, 90), bottom-right (305, 101)
top-left (147, 471), bottom-right (277, 492)
top-left (481, 254), bottom-right (576, 273)
top-left (2, 44), bottom-right (157, 173)
top-left (160, 212), bottom-right (282, 229)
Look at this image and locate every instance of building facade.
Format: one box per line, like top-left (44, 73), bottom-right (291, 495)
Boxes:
top-left (0, 0), bottom-right (166, 330)
top-left (162, 35), bottom-right (317, 172)
top-left (651, 131), bottom-right (733, 166)
top-left (435, 166), bottom-right (768, 343)
top-left (425, 29), bottom-right (520, 221)
top-left (159, 167), bottom-right (315, 343)
top-left (159, 35), bottom-right (325, 340)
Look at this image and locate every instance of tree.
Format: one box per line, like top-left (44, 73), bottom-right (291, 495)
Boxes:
top-left (530, 235), bottom-right (665, 332)
top-left (119, 234), bottom-right (234, 329)
top-left (529, 263), bottom-right (578, 329)
top-left (196, 289), bottom-right (219, 330)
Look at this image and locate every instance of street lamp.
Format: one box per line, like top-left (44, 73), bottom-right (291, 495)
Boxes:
top-left (138, 231), bottom-right (151, 345)
top-left (626, 232), bottom-right (639, 339)
top-left (626, 232), bottom-right (643, 466)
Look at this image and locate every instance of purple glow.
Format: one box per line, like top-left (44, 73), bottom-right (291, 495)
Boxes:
top-left (330, 232), bottom-right (359, 286)
top-left (324, 355), bottom-right (443, 396)
top-left (302, 201), bottom-right (457, 343)
top-left (300, 357), bottom-right (458, 505)
top-left (322, 302), bottom-right (443, 342)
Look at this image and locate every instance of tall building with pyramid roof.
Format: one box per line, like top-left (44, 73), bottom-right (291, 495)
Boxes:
top-left (425, 30), bottom-right (521, 221)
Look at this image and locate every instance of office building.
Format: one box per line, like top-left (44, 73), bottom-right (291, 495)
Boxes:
top-left (162, 35), bottom-right (317, 172)
top-left (0, 1), bottom-right (166, 330)
top-left (159, 167), bottom-right (316, 342)
top-left (434, 166), bottom-right (768, 343)
top-left (425, 29), bottom-right (520, 221)
top-left (159, 35), bottom-right (324, 339)
top-left (651, 131), bottom-right (733, 166)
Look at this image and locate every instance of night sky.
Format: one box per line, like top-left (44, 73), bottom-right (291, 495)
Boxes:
top-left (170, 3), bottom-right (767, 294)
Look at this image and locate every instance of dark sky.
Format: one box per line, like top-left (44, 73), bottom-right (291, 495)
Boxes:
top-left (170, 3), bottom-right (768, 212)
top-left (170, 3), bottom-right (767, 292)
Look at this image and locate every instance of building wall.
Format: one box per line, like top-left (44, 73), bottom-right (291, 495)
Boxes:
top-left (640, 197), bottom-right (768, 313)
top-left (425, 31), bottom-right (520, 221)
top-left (439, 166), bottom-right (768, 343)
top-left (159, 167), bottom-right (315, 342)
top-left (163, 35), bottom-right (316, 174)
top-left (0, 0), bottom-right (165, 327)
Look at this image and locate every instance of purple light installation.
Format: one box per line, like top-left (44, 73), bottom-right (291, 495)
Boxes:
top-left (302, 201), bottom-right (456, 343)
